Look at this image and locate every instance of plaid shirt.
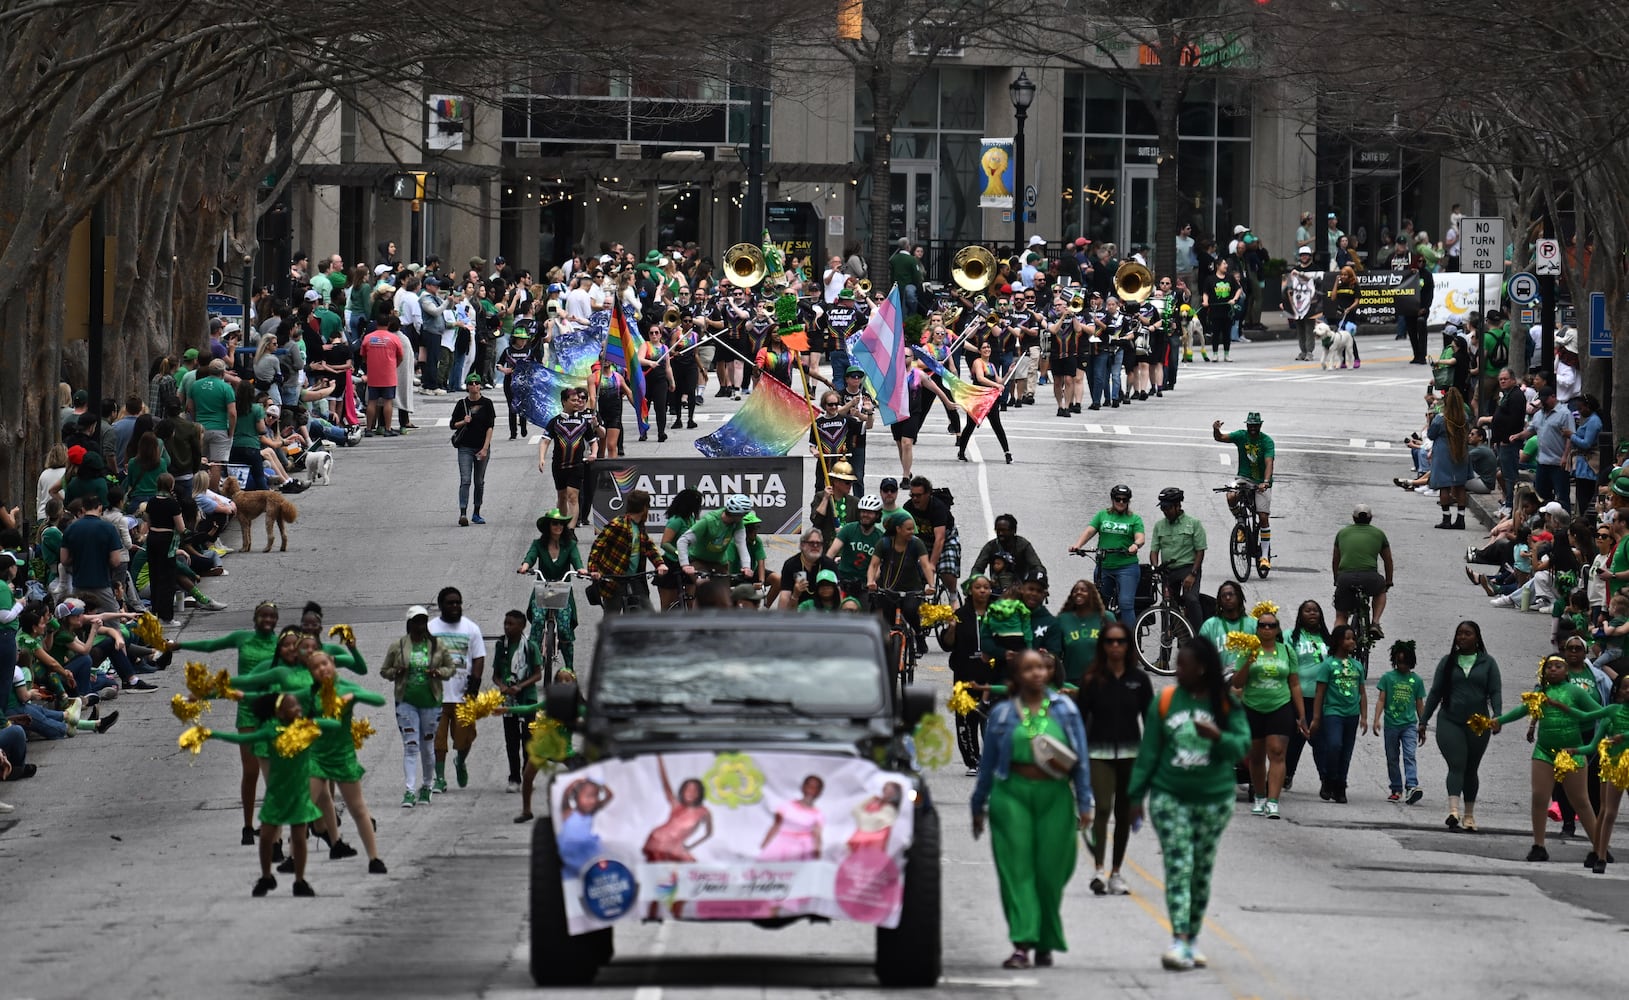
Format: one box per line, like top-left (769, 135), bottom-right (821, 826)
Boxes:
top-left (587, 515), bottom-right (660, 602)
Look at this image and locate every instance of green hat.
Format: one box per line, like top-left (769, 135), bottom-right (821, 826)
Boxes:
top-left (465, 372), bottom-right (484, 384)
top-left (815, 569), bottom-right (839, 587)
top-left (182, 348), bottom-right (200, 361)
top-left (742, 512), bottom-right (762, 525)
top-left (846, 364), bottom-right (866, 376)
top-left (644, 249), bottom-right (664, 264)
top-left (536, 509), bottom-right (572, 531)
top-left (774, 293), bottom-right (805, 336)
top-left (838, 288), bottom-right (855, 300)
top-left (884, 511), bottom-right (913, 533)
top-left (1614, 478), bottom-right (1629, 498)
top-left (1245, 411), bottom-right (1263, 425)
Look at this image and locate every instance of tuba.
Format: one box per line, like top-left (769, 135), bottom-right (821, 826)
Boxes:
top-left (952, 245), bottom-right (996, 292)
top-left (1114, 261), bottom-right (1154, 304)
top-left (1068, 292), bottom-right (1086, 312)
top-left (723, 243), bottom-right (767, 288)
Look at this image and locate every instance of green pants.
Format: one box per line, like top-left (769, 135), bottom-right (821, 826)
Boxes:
top-left (1147, 791), bottom-right (1233, 939)
top-left (989, 775), bottom-right (1078, 951)
top-left (1434, 719), bottom-right (1490, 801)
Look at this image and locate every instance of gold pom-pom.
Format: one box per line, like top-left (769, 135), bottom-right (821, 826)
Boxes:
top-left (918, 603), bottom-right (956, 630)
top-left (273, 718), bottom-right (322, 758)
top-left (350, 717), bottom-right (377, 751)
top-left (454, 687), bottom-right (506, 728)
top-left (1553, 749), bottom-right (1580, 780)
top-left (185, 661), bottom-right (237, 701)
top-left (171, 693), bottom-right (209, 724)
top-left (1224, 631), bottom-right (1262, 656)
top-left (133, 612), bottom-right (167, 649)
top-left (526, 717), bottom-right (571, 768)
top-left (1604, 748), bottom-right (1629, 790)
top-left (913, 713), bottom-right (954, 769)
top-left (1466, 713), bottom-right (1495, 736)
top-left (327, 623), bottom-right (356, 646)
top-left (1249, 600), bottom-right (1279, 619)
top-left (947, 682), bottom-right (979, 717)
top-left (319, 676), bottom-right (342, 719)
top-left (178, 725), bottom-right (210, 754)
top-left (1520, 690), bottom-right (1546, 719)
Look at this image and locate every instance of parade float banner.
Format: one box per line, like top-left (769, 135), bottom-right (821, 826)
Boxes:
top-left (586, 456), bottom-right (805, 535)
top-left (553, 751), bottom-right (916, 935)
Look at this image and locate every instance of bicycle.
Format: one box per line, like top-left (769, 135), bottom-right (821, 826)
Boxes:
top-left (528, 569), bottom-right (585, 673)
top-left (1216, 481), bottom-right (1269, 581)
top-left (871, 586), bottom-right (928, 709)
top-left (594, 570), bottom-right (662, 615)
top-left (1069, 550), bottom-right (1193, 675)
top-left (1340, 579), bottom-right (1382, 670)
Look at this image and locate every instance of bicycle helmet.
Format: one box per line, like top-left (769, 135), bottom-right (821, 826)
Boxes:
top-left (1110, 484), bottom-right (1133, 502)
top-left (723, 493), bottom-right (754, 515)
top-left (1157, 487), bottom-right (1185, 506)
top-left (857, 494), bottom-right (884, 512)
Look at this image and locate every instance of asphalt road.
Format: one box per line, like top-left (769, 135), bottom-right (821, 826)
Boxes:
top-left (3, 333), bottom-right (1619, 1000)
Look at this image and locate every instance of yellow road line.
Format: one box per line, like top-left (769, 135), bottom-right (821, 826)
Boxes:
top-left (1118, 861), bottom-right (1259, 1000)
top-left (1125, 858), bottom-right (1294, 1000)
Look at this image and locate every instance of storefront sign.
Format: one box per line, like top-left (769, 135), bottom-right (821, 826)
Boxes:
top-left (587, 456), bottom-right (805, 534)
top-left (768, 202), bottom-right (820, 268)
top-left (554, 751), bottom-right (915, 935)
top-left (978, 137), bottom-right (1016, 209)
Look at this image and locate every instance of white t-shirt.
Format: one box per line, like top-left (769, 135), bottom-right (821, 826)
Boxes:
top-left (431, 614), bottom-right (487, 703)
top-left (37, 466), bottom-right (65, 520)
top-left (395, 287), bottom-right (423, 327)
top-left (823, 268), bottom-right (847, 304)
top-left (564, 288), bottom-right (593, 323)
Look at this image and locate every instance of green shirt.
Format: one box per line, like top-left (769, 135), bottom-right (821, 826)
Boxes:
top-left (1090, 508), bottom-right (1145, 570)
top-left (1226, 429), bottom-right (1275, 484)
top-left (402, 641), bottom-right (438, 708)
top-left (1334, 523), bottom-right (1389, 573)
top-left (1148, 513), bottom-right (1206, 568)
top-left (492, 635), bottom-right (543, 706)
top-left (1057, 610), bottom-right (1105, 684)
top-left (660, 514), bottom-right (695, 559)
top-left (314, 307), bottom-right (344, 341)
top-left (125, 451), bottom-right (169, 499)
top-left (1239, 644), bottom-right (1298, 713)
top-left (1481, 326), bottom-right (1510, 377)
top-left (233, 403), bottom-right (266, 451)
top-left (1199, 613), bottom-right (1257, 673)
top-left (1318, 656), bottom-right (1366, 718)
top-left (0, 580), bottom-right (16, 633)
top-left (833, 521), bottom-right (884, 582)
top-left (683, 511), bottom-right (745, 564)
top-left (189, 375), bottom-right (237, 432)
top-left (1496, 681), bottom-right (1601, 761)
top-left (1128, 685), bottom-right (1252, 804)
top-left (1611, 539), bottom-right (1629, 601)
top-left (1376, 669), bottom-right (1426, 726)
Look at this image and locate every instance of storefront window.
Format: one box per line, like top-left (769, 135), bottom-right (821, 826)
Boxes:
top-left (854, 67), bottom-right (985, 250)
top-left (1215, 140), bottom-right (1252, 247)
top-left (1177, 140), bottom-right (1214, 236)
top-left (939, 133), bottom-right (982, 243)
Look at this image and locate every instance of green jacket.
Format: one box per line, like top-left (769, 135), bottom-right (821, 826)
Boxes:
top-left (1128, 685), bottom-right (1251, 803)
top-left (1422, 650), bottom-right (1502, 726)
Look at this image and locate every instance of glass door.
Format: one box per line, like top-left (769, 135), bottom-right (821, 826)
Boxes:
top-left (890, 160), bottom-right (937, 244)
top-left (1121, 164), bottom-right (1158, 256)
top-left (1348, 174), bottom-right (1400, 267)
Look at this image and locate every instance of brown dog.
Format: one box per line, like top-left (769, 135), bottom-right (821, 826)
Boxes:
top-left (219, 477), bottom-right (299, 552)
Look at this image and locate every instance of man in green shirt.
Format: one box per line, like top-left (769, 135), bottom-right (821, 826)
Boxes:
top-left (1331, 504), bottom-right (1393, 636)
top-left (1070, 484), bottom-right (1145, 626)
top-left (1148, 487), bottom-right (1207, 628)
top-left (1213, 411), bottom-right (1275, 573)
top-left (188, 359), bottom-right (238, 490)
top-left (828, 496), bottom-right (885, 598)
top-left (1478, 311), bottom-right (1511, 416)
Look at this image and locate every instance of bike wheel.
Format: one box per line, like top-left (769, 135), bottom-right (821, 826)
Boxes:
top-left (544, 619), bottom-right (559, 674)
top-left (1352, 603), bottom-right (1372, 669)
top-left (1229, 525), bottom-right (1252, 582)
top-left (1135, 604), bottom-right (1194, 676)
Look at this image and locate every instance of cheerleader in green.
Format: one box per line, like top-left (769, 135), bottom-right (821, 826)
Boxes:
top-left (301, 651), bottom-right (388, 873)
top-left (1197, 582), bottom-right (1256, 675)
top-left (204, 692), bottom-right (344, 897)
top-left (518, 511), bottom-right (583, 671)
top-left (1491, 655), bottom-right (1601, 861)
top-left (1558, 672), bottom-right (1629, 873)
top-left (168, 600), bottom-right (282, 843)
top-left (505, 668), bottom-right (578, 824)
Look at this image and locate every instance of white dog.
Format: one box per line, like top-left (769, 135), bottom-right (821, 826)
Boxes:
top-left (1318, 321), bottom-right (1355, 369)
top-left (305, 444), bottom-right (334, 486)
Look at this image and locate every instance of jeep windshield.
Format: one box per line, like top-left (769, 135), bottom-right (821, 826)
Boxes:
top-left (595, 626), bottom-right (887, 716)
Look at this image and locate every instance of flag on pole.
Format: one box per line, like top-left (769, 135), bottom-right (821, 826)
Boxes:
top-left (910, 346), bottom-right (1001, 424)
top-left (511, 360), bottom-right (591, 428)
top-left (845, 285), bottom-right (910, 425)
top-left (606, 306), bottom-right (649, 435)
top-left (550, 315), bottom-right (603, 377)
top-left (694, 373), bottom-right (816, 458)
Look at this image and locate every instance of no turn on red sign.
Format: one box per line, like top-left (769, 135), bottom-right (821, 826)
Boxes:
top-left (1460, 217), bottom-right (1502, 274)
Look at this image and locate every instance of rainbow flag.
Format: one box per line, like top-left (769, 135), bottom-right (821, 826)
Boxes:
top-left (694, 373), bottom-right (815, 458)
top-left (910, 346), bottom-right (1000, 424)
top-left (845, 286), bottom-right (910, 425)
top-left (607, 306), bottom-right (649, 435)
top-left (511, 359), bottom-right (591, 428)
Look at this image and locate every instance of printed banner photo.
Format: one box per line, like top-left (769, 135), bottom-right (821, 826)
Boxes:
top-left (586, 456), bottom-right (806, 535)
top-left (552, 751), bottom-right (916, 936)
top-left (978, 137), bottom-right (1016, 209)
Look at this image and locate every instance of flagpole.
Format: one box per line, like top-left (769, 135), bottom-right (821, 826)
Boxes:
top-left (793, 351), bottom-right (834, 488)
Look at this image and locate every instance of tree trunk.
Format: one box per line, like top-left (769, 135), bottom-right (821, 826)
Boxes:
top-left (866, 56), bottom-right (896, 288)
top-left (1153, 46), bottom-right (1182, 281)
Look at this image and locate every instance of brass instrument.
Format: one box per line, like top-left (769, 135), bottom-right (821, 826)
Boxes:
top-left (1068, 292), bottom-right (1086, 312)
top-left (1114, 261), bottom-right (1154, 304)
top-left (662, 306), bottom-right (683, 326)
top-left (723, 243), bottom-right (767, 288)
top-left (942, 305), bottom-right (962, 328)
top-left (856, 278), bottom-right (873, 296)
top-left (951, 245), bottom-right (996, 292)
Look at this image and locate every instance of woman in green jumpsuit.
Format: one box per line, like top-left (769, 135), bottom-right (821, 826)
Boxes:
top-left (1419, 620), bottom-right (1502, 831)
top-left (1492, 654), bottom-right (1600, 861)
top-left (970, 648), bottom-right (1093, 969)
top-left (518, 510), bottom-right (582, 670)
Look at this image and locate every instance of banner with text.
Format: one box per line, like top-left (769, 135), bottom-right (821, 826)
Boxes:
top-left (586, 456), bottom-right (805, 535)
top-left (553, 751), bottom-right (916, 935)
top-left (1321, 270), bottom-right (1503, 328)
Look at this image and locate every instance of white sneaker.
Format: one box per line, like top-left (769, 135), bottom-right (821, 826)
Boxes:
top-left (1265, 800), bottom-right (1281, 819)
top-left (1107, 872), bottom-right (1130, 895)
top-left (1251, 798), bottom-right (1266, 816)
top-left (1490, 594), bottom-right (1515, 607)
top-left (1161, 943), bottom-right (1195, 971)
top-left (1188, 945), bottom-right (1208, 968)
top-left (506, 779), bottom-right (521, 793)
top-left (0, 800), bottom-right (13, 814)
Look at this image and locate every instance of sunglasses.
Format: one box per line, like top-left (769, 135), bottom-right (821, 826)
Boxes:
top-left (1257, 621), bottom-right (1280, 630)
top-left (881, 486), bottom-right (898, 492)
top-left (823, 401), bottom-right (840, 408)
top-left (1102, 637), bottom-right (1129, 645)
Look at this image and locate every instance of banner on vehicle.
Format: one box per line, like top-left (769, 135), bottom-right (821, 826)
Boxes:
top-left (1321, 270), bottom-right (1502, 328)
top-left (586, 456), bottom-right (805, 534)
top-left (553, 751), bottom-right (915, 935)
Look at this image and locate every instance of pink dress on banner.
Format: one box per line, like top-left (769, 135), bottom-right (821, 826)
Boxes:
top-left (759, 800), bottom-right (823, 861)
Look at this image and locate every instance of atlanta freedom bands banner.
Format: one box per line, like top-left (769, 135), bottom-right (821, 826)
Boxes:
top-left (585, 456), bottom-right (806, 535)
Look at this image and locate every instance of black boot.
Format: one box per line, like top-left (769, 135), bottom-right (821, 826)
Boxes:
top-left (1455, 511), bottom-right (1466, 529)
top-left (1434, 509), bottom-right (1453, 529)
top-left (1334, 783), bottom-right (1349, 804)
top-left (1319, 780), bottom-right (1333, 801)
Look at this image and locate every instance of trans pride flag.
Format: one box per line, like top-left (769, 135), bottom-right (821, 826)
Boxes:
top-left (694, 373), bottom-right (815, 458)
top-left (910, 346), bottom-right (1001, 424)
top-left (845, 285), bottom-right (910, 425)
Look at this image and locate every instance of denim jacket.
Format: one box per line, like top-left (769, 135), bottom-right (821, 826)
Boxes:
top-left (970, 689), bottom-right (1093, 816)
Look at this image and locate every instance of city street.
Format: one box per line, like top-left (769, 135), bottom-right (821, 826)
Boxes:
top-left (4, 335), bottom-right (1616, 1000)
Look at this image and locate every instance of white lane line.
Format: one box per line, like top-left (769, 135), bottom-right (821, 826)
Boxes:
top-left (995, 434), bottom-right (1396, 460)
top-left (967, 437), bottom-right (995, 544)
top-left (1220, 452), bottom-right (1229, 465)
top-left (1349, 438), bottom-right (1366, 448)
top-left (1113, 425), bottom-right (1131, 435)
top-left (1083, 423), bottom-right (1104, 434)
top-left (632, 921), bottom-right (672, 1000)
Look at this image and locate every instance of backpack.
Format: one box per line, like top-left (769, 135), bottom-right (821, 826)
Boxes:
top-left (932, 486), bottom-right (955, 509)
top-left (1159, 685), bottom-right (1232, 720)
top-left (1488, 329), bottom-right (1509, 369)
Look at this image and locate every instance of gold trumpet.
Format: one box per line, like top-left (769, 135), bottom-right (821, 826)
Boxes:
top-left (723, 243), bottom-right (767, 288)
top-left (952, 245), bottom-right (996, 292)
top-left (1114, 261), bottom-right (1154, 304)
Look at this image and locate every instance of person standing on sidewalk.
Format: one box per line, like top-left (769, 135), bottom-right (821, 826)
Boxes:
top-left (430, 587), bottom-right (486, 793)
top-left (1511, 383), bottom-right (1575, 513)
top-left (359, 323), bottom-right (404, 437)
top-left (379, 606), bottom-right (457, 808)
top-left (450, 374), bottom-right (495, 527)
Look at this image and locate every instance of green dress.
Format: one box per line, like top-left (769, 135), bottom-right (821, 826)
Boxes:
top-left (1496, 682), bottom-right (1602, 765)
top-left (989, 704), bottom-right (1077, 953)
top-left (178, 628), bottom-right (280, 730)
top-left (525, 537), bottom-right (582, 668)
top-left (206, 718), bottom-right (342, 825)
top-left (308, 678), bottom-right (386, 783)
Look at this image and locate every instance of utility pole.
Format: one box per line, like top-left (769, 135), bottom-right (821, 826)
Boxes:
top-left (741, 40), bottom-right (768, 242)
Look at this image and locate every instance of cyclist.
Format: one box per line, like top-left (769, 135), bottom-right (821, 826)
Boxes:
top-left (1070, 484), bottom-right (1146, 627)
top-left (1213, 411), bottom-right (1275, 573)
top-left (866, 511), bottom-right (934, 634)
top-left (905, 476), bottom-right (960, 606)
top-left (829, 494), bottom-right (886, 600)
top-left (586, 488), bottom-right (665, 613)
top-left (1331, 503), bottom-right (1393, 638)
top-left (517, 509), bottom-right (582, 670)
top-left (1147, 487), bottom-right (1206, 628)
top-left (677, 493), bottom-right (755, 580)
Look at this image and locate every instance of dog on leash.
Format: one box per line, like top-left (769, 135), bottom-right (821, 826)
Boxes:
top-left (306, 444), bottom-right (334, 486)
top-left (1318, 321), bottom-right (1356, 369)
top-left (219, 476), bottom-right (299, 552)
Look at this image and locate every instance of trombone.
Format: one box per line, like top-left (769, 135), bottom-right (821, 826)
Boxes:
top-left (952, 245), bottom-right (996, 292)
top-left (723, 243), bottom-right (767, 288)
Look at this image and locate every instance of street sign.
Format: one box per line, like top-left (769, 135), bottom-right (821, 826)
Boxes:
top-left (206, 292), bottom-right (243, 319)
top-left (1509, 271), bottom-right (1540, 305)
top-left (1590, 291), bottom-right (1613, 359)
top-left (1535, 238), bottom-right (1562, 276)
top-left (1460, 216), bottom-right (1503, 274)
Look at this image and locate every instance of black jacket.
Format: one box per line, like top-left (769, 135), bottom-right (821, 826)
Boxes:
top-left (948, 602), bottom-right (999, 685)
top-left (1075, 665), bottom-right (1154, 751)
top-left (1489, 386), bottom-right (1526, 445)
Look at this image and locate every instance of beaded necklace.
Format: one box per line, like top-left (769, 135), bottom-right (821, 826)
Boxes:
top-left (1018, 697), bottom-right (1050, 737)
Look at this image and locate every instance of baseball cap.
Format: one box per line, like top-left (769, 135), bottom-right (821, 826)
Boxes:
top-left (304, 289), bottom-right (321, 301)
top-left (1297, 246), bottom-right (1312, 256)
top-left (1028, 235), bottom-right (1046, 247)
top-left (423, 276), bottom-right (440, 287)
top-left (1074, 237), bottom-right (1088, 247)
top-left (879, 477), bottom-right (900, 492)
top-left (405, 604), bottom-right (430, 622)
top-left (1352, 503), bottom-right (1372, 520)
top-left (55, 598), bottom-right (87, 619)
top-left (374, 264), bottom-right (392, 276)
top-left (1233, 225), bottom-right (1248, 235)
top-left (223, 322), bottom-right (241, 336)
top-left (465, 372), bottom-right (483, 384)
top-left (182, 348), bottom-right (200, 361)
top-left (72, 389), bottom-right (88, 404)
top-left (1022, 568), bottom-right (1049, 586)
top-left (846, 365), bottom-right (866, 376)
top-left (1539, 500), bottom-right (1567, 515)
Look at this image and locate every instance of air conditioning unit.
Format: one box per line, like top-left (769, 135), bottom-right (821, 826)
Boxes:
top-left (515, 141), bottom-right (544, 157)
top-left (907, 24), bottom-right (965, 57)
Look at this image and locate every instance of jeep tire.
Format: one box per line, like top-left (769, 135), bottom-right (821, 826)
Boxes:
top-left (874, 801), bottom-right (942, 986)
top-left (530, 818), bottom-right (603, 986)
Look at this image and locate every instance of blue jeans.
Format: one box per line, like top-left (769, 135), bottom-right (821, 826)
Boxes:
top-left (449, 349), bottom-right (470, 390)
top-left (0, 723), bottom-right (27, 773)
top-left (902, 284), bottom-right (920, 316)
top-left (21, 703), bottom-right (68, 739)
top-left (1097, 562), bottom-right (1140, 626)
top-left (1315, 713), bottom-right (1359, 784)
top-left (1534, 463), bottom-right (1569, 511)
top-left (1106, 346), bottom-right (1123, 402)
top-left (1383, 723), bottom-right (1419, 792)
top-left (456, 446), bottom-right (488, 515)
top-left (422, 338), bottom-right (444, 391)
top-left (1497, 443), bottom-right (1521, 507)
top-left (827, 349), bottom-right (849, 385)
top-left (1087, 352), bottom-right (1111, 407)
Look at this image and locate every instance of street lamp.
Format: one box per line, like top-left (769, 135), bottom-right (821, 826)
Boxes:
top-left (1009, 69), bottom-right (1036, 255)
